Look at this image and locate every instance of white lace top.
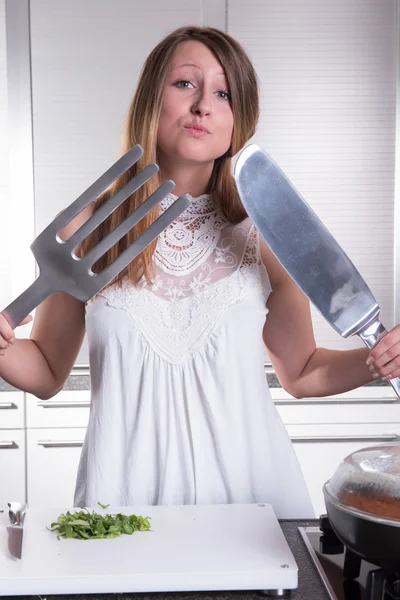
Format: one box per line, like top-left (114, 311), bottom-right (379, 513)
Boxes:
top-left (74, 193), bottom-right (314, 518)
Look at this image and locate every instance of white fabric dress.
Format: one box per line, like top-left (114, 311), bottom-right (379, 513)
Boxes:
top-left (74, 193), bottom-right (315, 519)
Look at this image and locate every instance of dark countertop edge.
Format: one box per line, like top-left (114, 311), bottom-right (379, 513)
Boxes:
top-left (0, 519), bottom-right (330, 600)
top-left (0, 371), bottom-right (389, 392)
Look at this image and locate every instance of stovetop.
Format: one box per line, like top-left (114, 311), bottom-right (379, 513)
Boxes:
top-left (299, 522), bottom-right (399, 600)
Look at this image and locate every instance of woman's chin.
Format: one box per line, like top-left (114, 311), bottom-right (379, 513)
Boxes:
top-left (158, 138), bottom-right (229, 166)
top-left (176, 142), bottom-right (226, 165)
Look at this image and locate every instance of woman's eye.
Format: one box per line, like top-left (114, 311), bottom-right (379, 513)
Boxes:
top-left (173, 80), bottom-right (194, 89)
top-left (217, 90), bottom-right (231, 101)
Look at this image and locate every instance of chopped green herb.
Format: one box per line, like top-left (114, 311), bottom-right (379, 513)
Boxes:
top-left (48, 502), bottom-right (151, 540)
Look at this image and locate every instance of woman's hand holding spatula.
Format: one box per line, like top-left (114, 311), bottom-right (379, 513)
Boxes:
top-left (0, 314), bottom-right (32, 355)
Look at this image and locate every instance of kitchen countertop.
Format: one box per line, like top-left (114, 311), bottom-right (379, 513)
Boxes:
top-left (0, 371), bottom-right (389, 392)
top-left (1, 519), bottom-right (329, 600)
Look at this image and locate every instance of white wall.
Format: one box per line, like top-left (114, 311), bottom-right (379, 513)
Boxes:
top-left (30, 0), bottom-right (205, 237)
top-left (229, 0), bottom-right (397, 350)
top-left (29, 0), bottom-right (208, 364)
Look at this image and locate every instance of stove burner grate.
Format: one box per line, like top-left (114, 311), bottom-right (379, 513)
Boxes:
top-left (299, 517), bottom-right (400, 600)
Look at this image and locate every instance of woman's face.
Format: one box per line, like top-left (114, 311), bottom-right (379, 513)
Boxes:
top-left (157, 41), bottom-right (234, 167)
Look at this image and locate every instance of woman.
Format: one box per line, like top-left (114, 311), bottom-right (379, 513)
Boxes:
top-left (1, 26), bottom-right (399, 517)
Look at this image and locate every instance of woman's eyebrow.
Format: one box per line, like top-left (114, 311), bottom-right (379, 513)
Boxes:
top-left (171, 62), bottom-right (200, 70)
top-left (171, 63), bottom-right (226, 77)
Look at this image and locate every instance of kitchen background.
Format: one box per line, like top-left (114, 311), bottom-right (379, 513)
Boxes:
top-left (0, 0), bottom-right (399, 517)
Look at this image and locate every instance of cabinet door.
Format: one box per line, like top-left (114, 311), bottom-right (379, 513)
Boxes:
top-left (0, 430), bottom-right (26, 507)
top-left (26, 428), bottom-right (85, 507)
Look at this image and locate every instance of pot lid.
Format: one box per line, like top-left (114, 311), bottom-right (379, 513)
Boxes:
top-left (326, 443), bottom-right (400, 520)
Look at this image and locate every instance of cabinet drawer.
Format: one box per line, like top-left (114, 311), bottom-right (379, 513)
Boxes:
top-left (26, 428), bottom-right (85, 507)
top-left (0, 429), bottom-right (26, 507)
top-left (26, 390), bottom-right (90, 428)
top-left (273, 386), bottom-right (400, 425)
top-left (285, 422), bottom-right (400, 440)
top-left (277, 402), bottom-right (400, 426)
top-left (0, 392), bottom-right (24, 429)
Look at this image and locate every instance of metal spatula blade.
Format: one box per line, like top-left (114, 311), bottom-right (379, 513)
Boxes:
top-left (234, 143), bottom-right (400, 398)
top-left (2, 145), bottom-right (190, 329)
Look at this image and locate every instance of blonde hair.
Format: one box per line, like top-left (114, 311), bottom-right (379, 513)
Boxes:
top-left (82, 25), bottom-right (259, 285)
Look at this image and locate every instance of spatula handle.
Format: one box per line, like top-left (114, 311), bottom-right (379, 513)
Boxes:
top-left (358, 317), bottom-right (400, 399)
top-left (1, 275), bottom-right (53, 330)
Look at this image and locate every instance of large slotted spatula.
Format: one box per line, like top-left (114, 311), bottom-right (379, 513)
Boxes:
top-left (234, 143), bottom-right (400, 398)
top-left (1, 145), bottom-right (190, 329)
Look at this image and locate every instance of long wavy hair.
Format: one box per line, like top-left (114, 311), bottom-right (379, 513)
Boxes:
top-left (82, 25), bottom-right (259, 285)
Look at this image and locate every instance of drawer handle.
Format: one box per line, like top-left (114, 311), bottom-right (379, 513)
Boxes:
top-left (0, 441), bottom-right (18, 449)
top-left (37, 400), bottom-right (90, 408)
top-left (0, 402), bottom-right (17, 410)
top-left (37, 440), bottom-right (83, 448)
top-left (276, 398), bottom-right (400, 405)
top-left (291, 434), bottom-right (399, 443)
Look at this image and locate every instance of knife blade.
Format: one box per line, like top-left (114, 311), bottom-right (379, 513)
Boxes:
top-left (7, 502), bottom-right (26, 559)
top-left (234, 143), bottom-right (400, 398)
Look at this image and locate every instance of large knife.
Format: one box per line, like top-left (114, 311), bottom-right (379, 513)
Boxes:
top-left (234, 143), bottom-right (400, 398)
top-left (7, 501), bottom-right (26, 559)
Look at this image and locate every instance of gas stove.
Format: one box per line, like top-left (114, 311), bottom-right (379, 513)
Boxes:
top-left (299, 517), bottom-right (400, 600)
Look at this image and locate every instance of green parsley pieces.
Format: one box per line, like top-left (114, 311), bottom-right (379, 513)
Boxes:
top-left (49, 503), bottom-right (151, 540)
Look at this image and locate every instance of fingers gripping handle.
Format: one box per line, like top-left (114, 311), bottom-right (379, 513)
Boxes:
top-left (358, 317), bottom-right (400, 399)
top-left (1, 276), bottom-right (52, 330)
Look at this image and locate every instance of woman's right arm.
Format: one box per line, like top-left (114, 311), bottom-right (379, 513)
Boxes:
top-left (0, 204), bottom-right (94, 400)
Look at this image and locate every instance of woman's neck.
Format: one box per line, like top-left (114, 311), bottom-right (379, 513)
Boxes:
top-left (157, 154), bottom-right (214, 197)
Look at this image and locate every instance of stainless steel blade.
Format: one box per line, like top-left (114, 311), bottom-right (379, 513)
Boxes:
top-left (234, 143), bottom-right (400, 398)
top-left (7, 525), bottom-right (23, 559)
top-left (7, 501), bottom-right (26, 559)
top-left (235, 144), bottom-right (379, 338)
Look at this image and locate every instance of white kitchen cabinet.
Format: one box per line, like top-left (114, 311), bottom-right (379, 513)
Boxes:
top-left (0, 392), bottom-right (26, 507)
top-left (9, 383), bottom-right (400, 512)
top-left (0, 429), bottom-right (26, 507)
top-left (26, 390), bottom-right (90, 428)
top-left (0, 392), bottom-right (25, 429)
top-left (25, 390), bottom-right (89, 507)
top-left (26, 427), bottom-right (85, 507)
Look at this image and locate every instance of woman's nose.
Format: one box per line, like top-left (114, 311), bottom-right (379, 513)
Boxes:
top-left (191, 96), bottom-right (211, 117)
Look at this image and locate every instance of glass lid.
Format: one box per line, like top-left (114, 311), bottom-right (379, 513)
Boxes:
top-left (325, 443), bottom-right (400, 520)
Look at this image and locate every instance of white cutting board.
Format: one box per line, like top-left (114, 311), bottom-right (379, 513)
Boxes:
top-left (0, 503), bottom-right (298, 596)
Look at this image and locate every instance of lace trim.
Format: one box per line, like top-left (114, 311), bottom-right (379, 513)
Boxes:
top-left (242, 225), bottom-right (259, 267)
top-left (159, 192), bottom-right (210, 211)
top-left (144, 221), bottom-right (257, 300)
top-left (90, 220), bottom-right (271, 364)
top-left (155, 193), bottom-right (230, 276)
top-left (100, 265), bottom-right (266, 364)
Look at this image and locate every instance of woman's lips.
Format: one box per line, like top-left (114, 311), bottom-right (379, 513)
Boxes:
top-left (184, 126), bottom-right (209, 138)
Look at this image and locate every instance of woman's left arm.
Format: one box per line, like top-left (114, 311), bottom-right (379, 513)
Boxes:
top-left (260, 238), bottom-right (400, 398)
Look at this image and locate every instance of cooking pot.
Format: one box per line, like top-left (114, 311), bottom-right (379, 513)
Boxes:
top-left (323, 443), bottom-right (400, 572)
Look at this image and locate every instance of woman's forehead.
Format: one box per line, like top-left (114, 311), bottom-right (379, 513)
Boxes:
top-left (169, 41), bottom-right (226, 76)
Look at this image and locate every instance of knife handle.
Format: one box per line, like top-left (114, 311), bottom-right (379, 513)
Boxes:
top-left (7, 501), bottom-right (26, 526)
top-left (358, 317), bottom-right (400, 399)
